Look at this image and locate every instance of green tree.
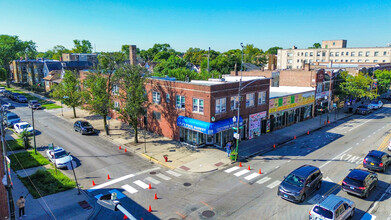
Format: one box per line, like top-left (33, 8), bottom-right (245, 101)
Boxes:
top-left (308, 43), bottom-right (321, 49)
top-left (265, 46), bottom-right (282, 55)
top-left (72, 40), bottom-right (93, 53)
top-left (140, 43), bottom-right (176, 62)
top-left (19, 130), bottom-right (31, 149)
top-left (116, 65), bottom-right (149, 143)
top-left (51, 70), bottom-right (83, 118)
top-left (0, 68), bottom-right (6, 81)
top-left (340, 72), bottom-right (376, 99)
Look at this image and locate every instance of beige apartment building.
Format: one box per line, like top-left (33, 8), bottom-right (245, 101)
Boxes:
top-left (277, 40), bottom-right (391, 70)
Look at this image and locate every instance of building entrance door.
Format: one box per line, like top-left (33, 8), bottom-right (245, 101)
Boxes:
top-left (206, 135), bottom-right (213, 145)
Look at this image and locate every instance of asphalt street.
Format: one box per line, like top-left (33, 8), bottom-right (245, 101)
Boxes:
top-left (5, 95), bottom-right (391, 220)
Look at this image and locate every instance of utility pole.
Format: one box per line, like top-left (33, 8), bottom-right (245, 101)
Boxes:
top-left (234, 43), bottom-right (244, 161)
top-left (1, 107), bottom-right (15, 219)
top-left (31, 107), bottom-right (37, 154)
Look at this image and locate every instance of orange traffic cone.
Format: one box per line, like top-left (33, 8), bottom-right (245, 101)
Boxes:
top-left (239, 162), bottom-right (242, 167)
top-left (247, 165), bottom-right (251, 170)
top-left (148, 205), bottom-right (152, 212)
top-left (124, 148), bottom-right (127, 153)
top-left (123, 215), bottom-right (128, 219)
top-left (92, 180), bottom-right (96, 186)
top-left (107, 174), bottom-right (111, 180)
top-left (259, 169), bottom-right (262, 174)
top-left (148, 184), bottom-right (152, 189)
top-left (154, 193), bottom-right (158, 200)
top-left (119, 145), bottom-right (122, 150)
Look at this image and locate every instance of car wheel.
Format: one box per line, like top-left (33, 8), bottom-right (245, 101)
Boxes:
top-left (300, 193), bottom-right (306, 202)
top-left (350, 208), bottom-right (355, 218)
top-left (317, 181), bottom-right (322, 190)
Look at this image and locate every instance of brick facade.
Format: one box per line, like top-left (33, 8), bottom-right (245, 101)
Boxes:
top-left (0, 147), bottom-right (9, 218)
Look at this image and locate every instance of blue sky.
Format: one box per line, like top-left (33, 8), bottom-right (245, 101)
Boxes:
top-left (1, 0), bottom-right (391, 52)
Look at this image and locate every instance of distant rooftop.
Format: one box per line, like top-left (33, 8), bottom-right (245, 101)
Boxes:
top-left (270, 86), bottom-right (314, 98)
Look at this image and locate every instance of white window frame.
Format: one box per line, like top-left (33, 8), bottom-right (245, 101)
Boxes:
top-left (152, 91), bottom-right (161, 104)
top-left (176, 95), bottom-right (185, 109)
top-left (230, 96), bottom-right (239, 110)
top-left (166, 93), bottom-right (170, 103)
top-left (112, 84), bottom-right (119, 94)
top-left (246, 93), bottom-right (255, 108)
top-left (192, 98), bottom-right (204, 113)
top-left (215, 98), bottom-right (226, 114)
top-left (258, 91), bottom-right (266, 105)
top-left (114, 101), bottom-right (119, 108)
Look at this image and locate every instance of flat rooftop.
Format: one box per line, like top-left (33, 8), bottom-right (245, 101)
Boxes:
top-left (270, 86), bottom-right (315, 98)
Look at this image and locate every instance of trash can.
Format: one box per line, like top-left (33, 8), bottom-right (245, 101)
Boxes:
top-left (230, 151), bottom-right (238, 161)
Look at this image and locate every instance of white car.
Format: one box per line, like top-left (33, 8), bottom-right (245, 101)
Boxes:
top-left (13, 122), bottom-right (33, 134)
top-left (368, 100), bottom-right (383, 110)
top-left (309, 194), bottom-right (355, 220)
top-left (46, 147), bottom-right (73, 169)
top-left (388, 141), bottom-right (391, 151)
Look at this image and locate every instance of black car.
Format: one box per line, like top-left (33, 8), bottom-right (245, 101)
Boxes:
top-left (355, 105), bottom-right (371, 115)
top-left (363, 150), bottom-right (391, 172)
top-left (342, 169), bottom-right (378, 198)
top-left (28, 100), bottom-right (42, 109)
top-left (3, 90), bottom-right (11, 97)
top-left (278, 165), bottom-right (323, 203)
top-left (9, 92), bottom-right (18, 100)
top-left (74, 120), bottom-right (95, 135)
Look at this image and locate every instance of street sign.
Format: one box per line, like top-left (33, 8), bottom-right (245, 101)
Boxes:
top-left (234, 133), bottom-right (240, 139)
top-left (106, 116), bottom-right (111, 120)
top-left (232, 116), bottom-right (237, 123)
top-left (333, 103), bottom-right (337, 108)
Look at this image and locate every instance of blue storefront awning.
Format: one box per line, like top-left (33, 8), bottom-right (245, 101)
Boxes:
top-left (177, 116), bottom-right (243, 135)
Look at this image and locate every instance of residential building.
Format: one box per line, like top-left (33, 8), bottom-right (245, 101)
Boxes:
top-left (61, 53), bottom-right (98, 65)
top-left (277, 40), bottom-right (391, 70)
top-left (0, 147), bottom-right (9, 219)
top-left (42, 70), bottom-right (62, 92)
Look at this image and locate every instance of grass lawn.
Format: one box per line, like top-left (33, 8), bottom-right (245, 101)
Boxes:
top-left (6, 138), bottom-right (25, 151)
top-left (5, 88), bottom-right (61, 109)
top-left (9, 150), bottom-right (50, 171)
top-left (42, 103), bottom-right (62, 109)
top-left (19, 169), bottom-right (76, 198)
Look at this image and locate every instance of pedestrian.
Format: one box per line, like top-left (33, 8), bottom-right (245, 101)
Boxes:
top-left (225, 142), bottom-right (232, 157)
top-left (16, 196), bottom-right (26, 219)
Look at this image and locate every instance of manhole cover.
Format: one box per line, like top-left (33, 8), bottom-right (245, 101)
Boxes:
top-left (184, 182), bottom-right (192, 187)
top-left (150, 171), bottom-right (156, 175)
top-left (191, 207), bottom-right (197, 211)
top-left (150, 162), bottom-right (154, 164)
top-left (202, 210), bottom-right (215, 218)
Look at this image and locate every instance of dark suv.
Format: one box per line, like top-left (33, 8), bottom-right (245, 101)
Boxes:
top-left (74, 120), bottom-right (95, 135)
top-left (363, 150), bottom-right (391, 172)
top-left (342, 169), bottom-right (378, 198)
top-left (278, 165), bottom-right (323, 203)
top-left (28, 100), bottom-right (42, 109)
top-left (355, 105), bottom-right (371, 115)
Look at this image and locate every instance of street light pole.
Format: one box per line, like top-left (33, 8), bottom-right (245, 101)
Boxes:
top-left (31, 107), bottom-right (37, 154)
top-left (234, 43), bottom-right (244, 161)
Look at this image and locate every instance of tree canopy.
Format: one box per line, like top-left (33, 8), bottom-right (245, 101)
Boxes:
top-left (72, 39), bottom-right (93, 53)
top-left (339, 72), bottom-right (377, 99)
top-left (0, 35), bottom-right (37, 67)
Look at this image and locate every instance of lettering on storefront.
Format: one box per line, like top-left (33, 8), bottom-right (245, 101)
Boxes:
top-left (269, 92), bottom-right (315, 114)
top-left (249, 111), bottom-right (267, 139)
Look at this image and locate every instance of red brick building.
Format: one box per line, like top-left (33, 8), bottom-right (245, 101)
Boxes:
top-left (0, 148), bottom-right (9, 218)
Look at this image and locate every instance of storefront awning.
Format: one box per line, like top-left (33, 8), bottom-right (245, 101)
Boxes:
top-left (177, 116), bottom-right (243, 135)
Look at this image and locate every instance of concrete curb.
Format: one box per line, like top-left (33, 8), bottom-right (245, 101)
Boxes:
top-left (139, 152), bottom-right (176, 170)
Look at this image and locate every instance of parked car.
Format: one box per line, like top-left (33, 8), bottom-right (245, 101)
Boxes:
top-left (388, 141), bottom-right (391, 151)
top-left (0, 87), bottom-right (5, 94)
top-left (2, 103), bottom-right (15, 110)
top-left (309, 194), bottom-right (355, 220)
top-left (355, 105), bottom-right (372, 115)
top-left (3, 90), bottom-right (11, 97)
top-left (46, 147), bottom-right (73, 169)
top-left (4, 112), bottom-right (21, 127)
top-left (341, 169), bottom-right (377, 198)
top-left (277, 164), bottom-right (323, 203)
top-left (9, 92), bottom-right (18, 100)
top-left (16, 95), bottom-right (27, 103)
top-left (363, 150), bottom-right (391, 172)
top-left (74, 120), bottom-right (95, 135)
top-left (368, 100), bottom-right (383, 110)
top-left (13, 122), bottom-right (33, 134)
top-left (28, 100), bottom-right (42, 109)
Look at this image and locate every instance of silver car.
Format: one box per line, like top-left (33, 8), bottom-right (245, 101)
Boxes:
top-left (309, 194), bottom-right (355, 220)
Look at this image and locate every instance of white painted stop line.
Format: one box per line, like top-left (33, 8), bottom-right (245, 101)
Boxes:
top-left (166, 170), bottom-right (181, 177)
top-left (145, 177), bottom-right (161, 185)
top-left (234, 170), bottom-right (250, 177)
top-left (266, 180), bottom-right (281, 189)
top-left (256, 177), bottom-right (271, 184)
top-left (224, 167), bottom-right (240, 173)
top-left (134, 180), bottom-right (149, 189)
top-left (122, 184), bottom-right (138, 194)
top-left (244, 173), bottom-right (260, 180)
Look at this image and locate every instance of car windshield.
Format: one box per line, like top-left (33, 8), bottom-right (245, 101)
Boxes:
top-left (8, 115), bottom-right (19, 120)
top-left (20, 124), bottom-right (30, 129)
top-left (365, 155), bottom-right (381, 163)
top-left (30, 101), bottom-right (38, 104)
top-left (344, 176), bottom-right (364, 187)
top-left (81, 122), bottom-right (91, 126)
top-left (313, 205), bottom-right (333, 219)
top-left (54, 150), bottom-right (67, 159)
top-left (284, 174), bottom-right (305, 187)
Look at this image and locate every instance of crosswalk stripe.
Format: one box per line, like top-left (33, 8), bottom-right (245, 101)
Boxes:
top-left (244, 173), bottom-right (260, 180)
top-left (121, 184), bottom-right (138, 194)
top-left (234, 170), bottom-right (250, 177)
top-left (156, 173), bottom-right (171, 181)
top-left (256, 177), bottom-right (271, 184)
top-left (166, 170), bottom-right (181, 177)
top-left (224, 167), bottom-right (240, 173)
top-left (145, 177), bottom-right (161, 185)
top-left (267, 180), bottom-right (281, 189)
top-left (134, 180), bottom-right (149, 189)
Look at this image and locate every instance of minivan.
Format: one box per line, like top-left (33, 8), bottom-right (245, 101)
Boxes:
top-left (309, 194), bottom-right (355, 220)
top-left (277, 164), bottom-right (323, 203)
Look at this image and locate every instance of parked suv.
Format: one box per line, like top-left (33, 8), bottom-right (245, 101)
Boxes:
top-left (4, 112), bottom-right (21, 127)
top-left (309, 194), bottom-right (355, 220)
top-left (355, 105), bottom-right (371, 115)
top-left (342, 169), bottom-right (377, 198)
top-left (363, 150), bottom-right (391, 172)
top-left (3, 90), bottom-right (11, 97)
top-left (277, 165), bottom-right (323, 203)
top-left (74, 120), bottom-right (95, 135)
top-left (28, 100), bottom-right (42, 109)
top-left (0, 87), bottom-right (5, 94)
top-left (16, 95), bottom-right (27, 103)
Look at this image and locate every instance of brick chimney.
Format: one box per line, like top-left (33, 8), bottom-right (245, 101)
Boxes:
top-left (129, 45), bottom-right (137, 65)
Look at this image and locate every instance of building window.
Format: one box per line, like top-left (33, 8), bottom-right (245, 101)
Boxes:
top-left (316, 59), bottom-right (320, 62)
top-left (321, 59), bottom-right (325, 62)
top-left (297, 59), bottom-right (299, 63)
top-left (287, 59), bottom-right (293, 64)
top-left (287, 53), bottom-right (293, 57)
top-left (383, 60), bottom-right (386, 63)
top-left (333, 42), bottom-right (336, 46)
top-left (258, 91), bottom-right (266, 105)
top-left (345, 60), bottom-right (348, 62)
top-left (350, 59), bottom-right (354, 62)
top-left (374, 60), bottom-right (378, 63)
top-left (112, 84), bottom-right (119, 94)
top-left (152, 111), bottom-right (161, 120)
top-left (305, 52), bottom-right (308, 57)
top-left (166, 93), bottom-right (170, 103)
top-left (365, 59), bottom-right (369, 62)
top-left (309, 59), bottom-right (313, 63)
top-left (216, 98), bottom-right (226, 114)
top-left (335, 59), bottom-right (339, 62)
top-left (351, 52), bottom-right (355, 56)
top-left (346, 52), bottom-right (349, 56)
top-left (384, 51), bottom-right (387, 56)
top-left (358, 59), bottom-right (362, 62)
top-left (374, 51), bottom-right (379, 56)
top-left (365, 51), bottom-right (370, 57)
top-left (301, 52), bottom-right (304, 56)
top-left (335, 52), bottom-right (339, 56)
top-left (152, 91), bottom-right (161, 104)
top-left (297, 52), bottom-right (300, 56)
top-left (322, 52), bottom-right (326, 56)
top-left (230, 96), bottom-right (239, 110)
top-left (330, 52), bottom-right (334, 57)
top-left (341, 52), bottom-right (344, 56)
top-left (317, 51), bottom-right (321, 56)
top-left (114, 101), bottom-right (119, 108)
top-left (310, 52), bottom-right (313, 56)
top-left (192, 98), bottom-right (204, 113)
top-left (246, 93), bottom-right (255, 107)
top-left (358, 51), bottom-right (363, 56)
top-left (176, 95), bottom-right (185, 109)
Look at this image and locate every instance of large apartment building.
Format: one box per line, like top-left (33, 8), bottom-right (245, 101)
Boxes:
top-left (277, 40), bottom-right (391, 70)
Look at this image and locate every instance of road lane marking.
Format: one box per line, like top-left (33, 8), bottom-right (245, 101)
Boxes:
top-left (234, 170), bottom-right (250, 177)
top-left (256, 177), bottom-right (271, 184)
top-left (319, 147), bottom-right (352, 169)
top-left (121, 184), bottom-right (138, 194)
top-left (145, 177), bottom-right (161, 185)
top-left (224, 167), bottom-right (240, 173)
top-left (307, 194), bottom-right (323, 204)
top-left (244, 173), bottom-right (260, 180)
top-left (88, 174), bottom-right (135, 191)
top-left (156, 173), bottom-right (171, 181)
top-left (266, 180), bottom-right (281, 189)
top-left (166, 170), bottom-right (181, 177)
top-left (324, 176), bottom-right (333, 183)
top-left (134, 180), bottom-right (149, 189)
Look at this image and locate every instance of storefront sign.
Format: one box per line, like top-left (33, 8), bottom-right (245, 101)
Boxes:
top-left (249, 111), bottom-right (267, 139)
top-left (315, 91), bottom-right (330, 100)
top-left (269, 92), bottom-right (315, 114)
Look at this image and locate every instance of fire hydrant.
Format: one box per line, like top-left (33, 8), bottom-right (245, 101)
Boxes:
top-left (163, 155), bottom-right (168, 162)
